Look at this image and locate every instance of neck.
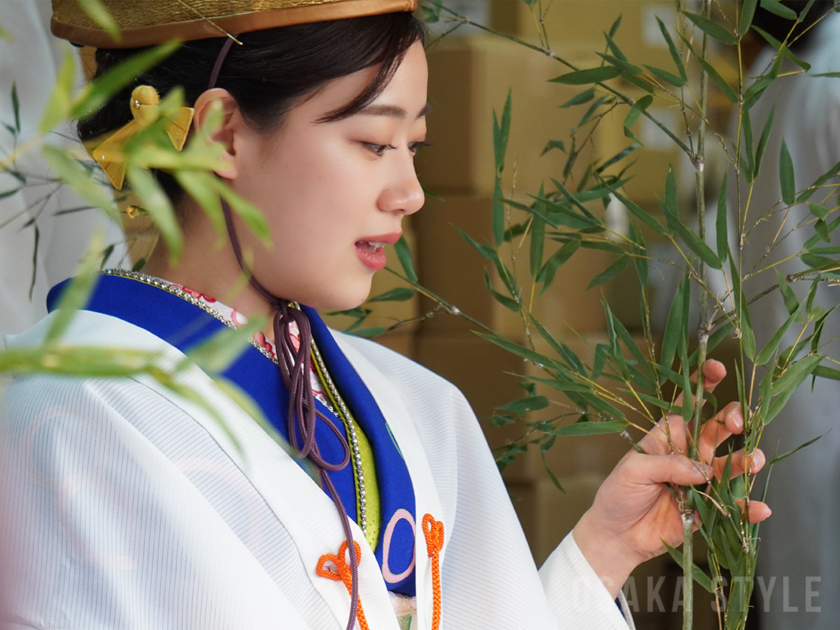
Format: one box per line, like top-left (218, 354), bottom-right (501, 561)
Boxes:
top-left (141, 211), bottom-right (277, 336)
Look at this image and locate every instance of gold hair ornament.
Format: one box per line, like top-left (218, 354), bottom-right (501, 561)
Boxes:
top-left (90, 85), bottom-right (194, 190)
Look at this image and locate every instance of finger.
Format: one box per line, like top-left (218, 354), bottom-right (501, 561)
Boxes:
top-left (641, 415), bottom-right (688, 456)
top-left (630, 453), bottom-right (713, 487)
top-left (672, 359), bottom-right (727, 412)
top-left (713, 448), bottom-right (766, 479)
top-left (698, 402), bottom-right (743, 463)
top-left (746, 500), bottom-right (772, 523)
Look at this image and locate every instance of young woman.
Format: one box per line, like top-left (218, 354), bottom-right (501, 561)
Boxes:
top-left (1, 2), bottom-right (769, 629)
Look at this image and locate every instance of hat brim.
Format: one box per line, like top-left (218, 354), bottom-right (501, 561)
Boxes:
top-left (51, 0), bottom-right (418, 48)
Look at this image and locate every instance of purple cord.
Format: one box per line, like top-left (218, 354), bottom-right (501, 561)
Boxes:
top-left (208, 39), bottom-right (361, 630)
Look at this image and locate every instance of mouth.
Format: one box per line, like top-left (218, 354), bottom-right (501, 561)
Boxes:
top-left (355, 240), bottom-right (388, 253)
top-left (354, 233), bottom-right (400, 271)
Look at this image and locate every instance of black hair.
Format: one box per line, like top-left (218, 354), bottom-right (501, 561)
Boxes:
top-left (78, 13), bottom-right (426, 204)
top-left (752, 0), bottom-right (834, 52)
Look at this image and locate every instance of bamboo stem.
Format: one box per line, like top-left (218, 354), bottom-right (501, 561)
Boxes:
top-left (683, 2), bottom-right (712, 629)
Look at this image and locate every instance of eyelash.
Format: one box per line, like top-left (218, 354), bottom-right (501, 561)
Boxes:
top-left (364, 141), bottom-right (433, 156)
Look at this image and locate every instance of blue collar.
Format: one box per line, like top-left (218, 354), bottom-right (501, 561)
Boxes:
top-left (47, 274), bottom-right (418, 595)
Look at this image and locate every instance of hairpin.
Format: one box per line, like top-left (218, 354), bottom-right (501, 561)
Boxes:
top-left (90, 85), bottom-right (194, 190)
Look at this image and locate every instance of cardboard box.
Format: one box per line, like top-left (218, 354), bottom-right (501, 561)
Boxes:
top-left (491, 0), bottom-right (681, 72)
top-left (419, 36), bottom-right (602, 197)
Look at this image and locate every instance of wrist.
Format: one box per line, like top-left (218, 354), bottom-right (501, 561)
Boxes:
top-left (572, 510), bottom-right (646, 599)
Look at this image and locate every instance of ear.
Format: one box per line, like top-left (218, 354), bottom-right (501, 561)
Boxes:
top-left (193, 88), bottom-right (242, 180)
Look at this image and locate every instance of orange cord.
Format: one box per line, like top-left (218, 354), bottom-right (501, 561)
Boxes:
top-left (316, 540), bottom-right (370, 630)
top-left (422, 514), bottom-right (444, 630)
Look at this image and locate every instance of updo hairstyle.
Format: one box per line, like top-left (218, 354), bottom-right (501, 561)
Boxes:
top-left (77, 13), bottom-right (426, 205)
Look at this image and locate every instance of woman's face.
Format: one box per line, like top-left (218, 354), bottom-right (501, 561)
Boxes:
top-left (228, 41), bottom-right (428, 311)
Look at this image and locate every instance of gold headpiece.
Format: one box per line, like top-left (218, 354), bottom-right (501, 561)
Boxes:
top-left (90, 85), bottom-right (194, 190)
top-left (51, 0), bottom-right (418, 48)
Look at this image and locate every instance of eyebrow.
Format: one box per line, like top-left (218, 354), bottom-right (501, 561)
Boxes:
top-left (359, 102), bottom-right (431, 120)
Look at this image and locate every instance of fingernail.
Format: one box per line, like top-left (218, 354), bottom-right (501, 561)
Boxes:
top-left (733, 412), bottom-right (744, 431)
top-left (749, 451), bottom-right (765, 473)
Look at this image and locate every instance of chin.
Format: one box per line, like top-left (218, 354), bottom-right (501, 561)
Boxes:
top-left (305, 279), bottom-right (374, 312)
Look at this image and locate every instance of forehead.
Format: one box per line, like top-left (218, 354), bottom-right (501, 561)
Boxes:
top-left (296, 41), bottom-right (429, 123)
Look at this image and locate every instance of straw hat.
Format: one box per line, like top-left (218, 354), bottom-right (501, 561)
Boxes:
top-left (51, 0), bottom-right (419, 48)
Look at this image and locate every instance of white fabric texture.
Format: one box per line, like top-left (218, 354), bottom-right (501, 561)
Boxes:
top-left (730, 15), bottom-right (840, 628)
top-left (0, 0), bottom-right (126, 343)
top-left (1, 309), bottom-right (630, 630)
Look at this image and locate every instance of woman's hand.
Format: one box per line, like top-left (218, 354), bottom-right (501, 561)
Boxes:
top-left (572, 360), bottom-right (772, 598)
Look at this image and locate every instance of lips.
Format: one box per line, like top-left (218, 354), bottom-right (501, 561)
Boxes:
top-left (355, 232), bottom-right (401, 271)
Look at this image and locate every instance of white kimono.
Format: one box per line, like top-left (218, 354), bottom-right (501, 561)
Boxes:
top-left (0, 309), bottom-right (630, 630)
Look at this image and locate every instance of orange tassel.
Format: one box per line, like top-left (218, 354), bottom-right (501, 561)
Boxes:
top-left (316, 541), bottom-right (370, 630)
top-left (422, 514), bottom-right (444, 630)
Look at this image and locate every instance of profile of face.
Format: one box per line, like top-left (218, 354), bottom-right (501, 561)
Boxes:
top-left (202, 40), bottom-right (428, 312)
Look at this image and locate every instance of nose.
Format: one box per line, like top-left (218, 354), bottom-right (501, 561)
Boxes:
top-left (378, 157), bottom-right (425, 216)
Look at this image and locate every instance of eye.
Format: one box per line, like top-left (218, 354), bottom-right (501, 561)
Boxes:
top-left (362, 142), bottom-right (396, 156)
top-left (409, 141), bottom-right (433, 155)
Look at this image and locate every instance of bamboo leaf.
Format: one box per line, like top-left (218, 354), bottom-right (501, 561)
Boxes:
top-left (770, 354), bottom-right (823, 397)
top-left (766, 434), bottom-right (823, 467)
top-left (611, 190), bottom-right (666, 235)
top-left (716, 171), bottom-right (730, 264)
top-left (664, 542), bottom-right (715, 593)
top-left (629, 223), bottom-right (648, 286)
top-left (493, 178), bottom-right (505, 246)
top-left (675, 220), bottom-right (723, 269)
top-left (657, 17), bottom-right (687, 80)
top-left (754, 104), bottom-right (776, 179)
top-left (39, 50), bottom-right (77, 134)
top-left (755, 304), bottom-right (802, 365)
top-left (474, 331), bottom-right (557, 370)
top-left (127, 165), bottom-right (182, 262)
top-left (814, 365), bottom-right (840, 381)
top-left (560, 88), bottom-right (595, 109)
top-left (492, 89), bottom-right (512, 176)
top-left (750, 26), bottom-right (811, 71)
top-left (498, 395), bottom-right (550, 415)
top-left (76, 0), bottom-right (121, 41)
top-left (644, 65), bottom-right (686, 87)
top-left (660, 274), bottom-right (689, 370)
top-left (484, 269), bottom-right (519, 312)
top-left (187, 317), bottom-right (265, 373)
top-left (683, 10), bottom-right (738, 45)
top-left (603, 29), bottom-right (627, 61)
top-left (456, 226), bottom-right (495, 260)
top-left (45, 235), bottom-right (104, 343)
top-left (623, 95), bottom-right (653, 143)
top-left (597, 53), bottom-right (643, 76)
top-left (537, 239), bottom-right (581, 294)
top-left (739, 0), bottom-right (759, 37)
top-left (11, 83), bottom-right (20, 132)
top-left (394, 234), bottom-right (418, 282)
top-left (549, 420), bottom-right (627, 437)
top-left (550, 66), bottom-right (620, 85)
top-left (779, 139), bottom-right (796, 206)
top-left (368, 287), bottom-right (415, 303)
top-left (174, 170), bottom-right (225, 240)
top-left (41, 145), bottom-right (115, 210)
top-left (680, 35), bottom-right (738, 103)
top-left (775, 270), bottom-right (800, 316)
top-left (759, 0), bottom-right (798, 20)
top-left (587, 255), bottom-right (629, 290)
top-left (215, 182), bottom-right (270, 246)
top-left (530, 184), bottom-right (546, 278)
top-left (807, 202), bottom-right (830, 220)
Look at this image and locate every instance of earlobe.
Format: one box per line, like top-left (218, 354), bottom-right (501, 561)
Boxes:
top-left (193, 88), bottom-right (239, 179)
